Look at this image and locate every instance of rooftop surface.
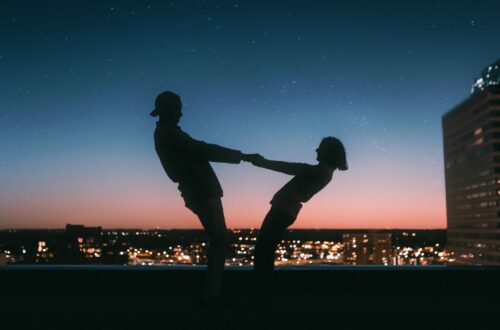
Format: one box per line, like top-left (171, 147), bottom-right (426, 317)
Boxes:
top-left (1, 265), bottom-right (498, 329)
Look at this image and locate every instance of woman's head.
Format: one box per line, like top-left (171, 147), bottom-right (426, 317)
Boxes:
top-left (316, 137), bottom-right (348, 170)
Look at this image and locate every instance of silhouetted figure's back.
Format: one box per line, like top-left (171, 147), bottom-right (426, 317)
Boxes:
top-left (263, 160), bottom-right (334, 217)
top-left (154, 121), bottom-right (241, 209)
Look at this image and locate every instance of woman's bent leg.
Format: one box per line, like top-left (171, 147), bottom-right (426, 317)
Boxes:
top-left (254, 206), bottom-right (295, 292)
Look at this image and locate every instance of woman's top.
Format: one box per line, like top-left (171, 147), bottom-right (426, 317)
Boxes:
top-left (252, 158), bottom-right (334, 219)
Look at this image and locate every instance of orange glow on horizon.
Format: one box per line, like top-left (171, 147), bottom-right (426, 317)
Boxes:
top-left (0, 171), bottom-right (446, 229)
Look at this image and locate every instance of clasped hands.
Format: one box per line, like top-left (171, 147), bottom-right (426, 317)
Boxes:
top-left (241, 153), bottom-right (264, 164)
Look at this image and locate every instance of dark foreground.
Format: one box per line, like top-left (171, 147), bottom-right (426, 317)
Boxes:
top-left (0, 265), bottom-right (498, 330)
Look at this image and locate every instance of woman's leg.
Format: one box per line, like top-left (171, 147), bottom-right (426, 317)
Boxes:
top-left (193, 198), bottom-right (228, 301)
top-left (254, 206), bottom-right (295, 291)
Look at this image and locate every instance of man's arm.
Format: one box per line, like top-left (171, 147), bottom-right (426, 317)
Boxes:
top-left (178, 133), bottom-right (243, 163)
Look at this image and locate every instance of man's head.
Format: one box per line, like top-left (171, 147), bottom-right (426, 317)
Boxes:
top-left (150, 91), bottom-right (183, 124)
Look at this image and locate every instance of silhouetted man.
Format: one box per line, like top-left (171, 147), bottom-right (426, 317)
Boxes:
top-left (151, 91), bottom-right (255, 305)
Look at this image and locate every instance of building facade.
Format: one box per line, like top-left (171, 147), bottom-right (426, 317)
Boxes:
top-left (443, 61), bottom-right (500, 264)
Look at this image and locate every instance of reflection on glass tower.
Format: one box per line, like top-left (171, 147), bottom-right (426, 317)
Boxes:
top-left (443, 60), bottom-right (500, 265)
top-left (471, 59), bottom-right (500, 94)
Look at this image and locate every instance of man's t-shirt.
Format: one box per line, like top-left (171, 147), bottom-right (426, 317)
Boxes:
top-left (154, 122), bottom-right (242, 205)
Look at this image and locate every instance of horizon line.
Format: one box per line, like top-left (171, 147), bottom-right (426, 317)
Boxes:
top-left (0, 227), bottom-right (447, 231)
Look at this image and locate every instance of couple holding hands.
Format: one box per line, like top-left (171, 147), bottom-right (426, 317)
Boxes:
top-left (151, 91), bottom-right (347, 306)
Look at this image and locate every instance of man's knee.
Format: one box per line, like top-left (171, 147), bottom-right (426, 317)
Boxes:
top-left (210, 230), bottom-right (229, 249)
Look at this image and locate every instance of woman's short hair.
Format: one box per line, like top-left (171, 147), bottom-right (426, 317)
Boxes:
top-left (321, 137), bottom-right (348, 170)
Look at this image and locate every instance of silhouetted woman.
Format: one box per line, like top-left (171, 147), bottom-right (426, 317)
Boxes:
top-left (250, 137), bottom-right (348, 292)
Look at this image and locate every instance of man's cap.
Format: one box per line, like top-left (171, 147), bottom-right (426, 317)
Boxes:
top-left (150, 91), bottom-right (182, 117)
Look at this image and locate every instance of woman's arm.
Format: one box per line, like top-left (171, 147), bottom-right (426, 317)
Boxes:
top-left (251, 156), bottom-right (311, 176)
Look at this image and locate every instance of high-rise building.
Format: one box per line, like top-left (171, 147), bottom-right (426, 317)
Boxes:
top-left (442, 59), bottom-right (500, 265)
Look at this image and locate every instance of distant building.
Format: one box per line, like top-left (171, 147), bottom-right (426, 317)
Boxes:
top-left (442, 60), bottom-right (500, 265)
top-left (35, 240), bottom-right (54, 263)
top-left (343, 233), bottom-right (392, 265)
top-left (0, 253), bottom-right (8, 266)
top-left (62, 224), bottom-right (103, 264)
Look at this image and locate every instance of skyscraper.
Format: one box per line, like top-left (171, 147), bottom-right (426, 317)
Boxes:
top-left (442, 59), bottom-right (500, 265)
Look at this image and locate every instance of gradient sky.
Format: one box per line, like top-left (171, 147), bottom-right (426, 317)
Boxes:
top-left (1, 1), bottom-right (500, 229)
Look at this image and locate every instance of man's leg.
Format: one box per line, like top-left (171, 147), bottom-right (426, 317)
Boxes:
top-left (195, 198), bottom-right (228, 301)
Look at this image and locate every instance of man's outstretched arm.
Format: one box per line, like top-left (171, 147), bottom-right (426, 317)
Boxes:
top-left (180, 134), bottom-right (258, 164)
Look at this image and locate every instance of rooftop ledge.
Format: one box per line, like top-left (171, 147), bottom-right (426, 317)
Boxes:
top-left (1, 263), bottom-right (499, 271)
top-left (1, 265), bottom-right (498, 329)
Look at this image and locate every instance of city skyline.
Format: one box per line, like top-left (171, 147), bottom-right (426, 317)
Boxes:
top-left (2, 1), bottom-right (500, 229)
top-left (0, 225), bottom-right (450, 266)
